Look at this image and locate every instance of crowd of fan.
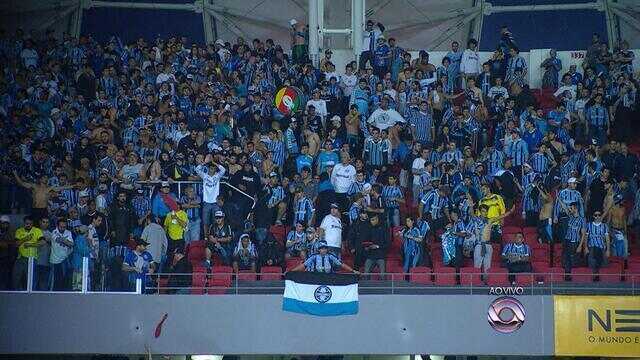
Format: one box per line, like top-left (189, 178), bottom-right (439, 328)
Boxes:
top-left (0, 22), bottom-right (639, 292)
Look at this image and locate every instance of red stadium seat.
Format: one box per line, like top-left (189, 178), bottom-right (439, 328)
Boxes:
top-left (269, 225), bottom-right (287, 245)
top-left (211, 265), bottom-right (233, 285)
top-left (572, 267), bottom-right (594, 283)
top-left (486, 268), bottom-right (510, 286)
top-left (191, 272), bottom-right (207, 295)
top-left (503, 226), bottom-right (521, 235)
top-left (207, 278), bottom-right (231, 294)
top-left (460, 267), bottom-right (482, 286)
top-left (532, 248), bottom-right (547, 262)
top-left (599, 266), bottom-right (622, 283)
top-left (157, 276), bottom-right (169, 294)
top-left (409, 267), bottom-right (432, 284)
top-left (260, 266), bottom-right (283, 281)
top-left (186, 240), bottom-right (207, 263)
top-left (434, 267), bottom-right (457, 286)
top-left (237, 270), bottom-right (257, 282)
top-left (522, 227), bottom-right (537, 236)
top-left (285, 258), bottom-right (302, 271)
top-left (515, 273), bottom-right (535, 286)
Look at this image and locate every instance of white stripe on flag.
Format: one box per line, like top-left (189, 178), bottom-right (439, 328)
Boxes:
top-left (283, 280), bottom-right (358, 304)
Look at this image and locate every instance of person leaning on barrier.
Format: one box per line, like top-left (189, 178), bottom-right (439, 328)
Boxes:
top-left (290, 240), bottom-right (359, 274)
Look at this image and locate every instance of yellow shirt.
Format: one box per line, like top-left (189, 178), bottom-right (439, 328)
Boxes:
top-left (15, 227), bottom-right (43, 258)
top-left (164, 210), bottom-right (188, 241)
top-left (479, 194), bottom-right (506, 223)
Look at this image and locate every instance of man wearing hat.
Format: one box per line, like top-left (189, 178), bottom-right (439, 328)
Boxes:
top-left (319, 203), bottom-right (343, 258)
top-left (163, 203), bottom-right (188, 256)
top-left (207, 210), bottom-right (234, 265)
top-left (562, 202), bottom-right (586, 278)
top-left (553, 177), bottom-right (584, 243)
top-left (289, 18), bottom-right (307, 64)
top-left (195, 154), bottom-right (226, 239)
top-left (290, 240), bottom-right (359, 274)
top-left (320, 49), bottom-right (333, 73)
top-left (122, 237), bottom-right (154, 292)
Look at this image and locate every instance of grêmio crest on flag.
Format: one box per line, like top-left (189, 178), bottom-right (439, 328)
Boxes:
top-left (283, 271), bottom-right (359, 317)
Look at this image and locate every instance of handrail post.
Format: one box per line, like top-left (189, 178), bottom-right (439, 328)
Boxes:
top-left (26, 257), bottom-right (35, 293)
top-left (81, 257), bottom-right (89, 293)
top-left (135, 278), bottom-right (142, 294)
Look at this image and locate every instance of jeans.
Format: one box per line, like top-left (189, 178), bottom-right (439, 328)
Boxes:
top-left (202, 202), bottom-right (220, 231)
top-left (184, 219), bottom-right (202, 244)
top-left (588, 246), bottom-right (606, 272)
top-left (386, 208), bottom-right (400, 227)
top-left (12, 257), bottom-right (34, 290)
top-left (255, 228), bottom-right (268, 246)
top-left (402, 250), bottom-right (422, 273)
top-left (473, 243), bottom-right (493, 272)
top-left (52, 261), bottom-right (71, 291)
top-left (562, 241), bottom-right (580, 274)
top-left (364, 259), bottom-right (385, 275)
top-left (36, 265), bottom-right (51, 290)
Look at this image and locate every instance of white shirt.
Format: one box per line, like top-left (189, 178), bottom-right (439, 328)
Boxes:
top-left (50, 228), bottom-right (74, 264)
top-left (195, 164), bottom-right (226, 204)
top-left (362, 26), bottom-right (383, 53)
top-left (331, 163), bottom-right (356, 194)
top-left (21, 48), bottom-right (38, 68)
top-left (412, 157), bottom-right (427, 184)
top-left (306, 99), bottom-right (328, 120)
top-left (156, 72), bottom-right (175, 85)
top-left (460, 49), bottom-right (481, 75)
top-left (554, 85), bottom-right (577, 99)
top-left (320, 214), bottom-right (342, 248)
top-left (341, 73), bottom-right (358, 96)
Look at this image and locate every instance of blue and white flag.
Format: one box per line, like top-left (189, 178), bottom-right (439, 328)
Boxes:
top-left (283, 272), bottom-right (359, 316)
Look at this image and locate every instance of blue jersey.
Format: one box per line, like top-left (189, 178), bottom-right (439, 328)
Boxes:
top-left (586, 104), bottom-right (608, 127)
top-left (565, 215), bottom-right (585, 243)
top-left (502, 243), bottom-right (530, 257)
top-left (293, 196), bottom-right (315, 226)
top-left (303, 253), bottom-right (343, 273)
top-left (363, 137), bottom-right (390, 166)
top-left (420, 191), bottom-right (449, 220)
top-left (553, 188), bottom-right (584, 220)
top-left (407, 109), bottom-right (433, 143)
top-left (522, 184), bottom-right (543, 213)
top-left (506, 138), bottom-right (529, 167)
top-left (585, 222), bottom-right (608, 249)
top-left (530, 152), bottom-right (551, 174)
top-left (382, 185), bottom-right (403, 209)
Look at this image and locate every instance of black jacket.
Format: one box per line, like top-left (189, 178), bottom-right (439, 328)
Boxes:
top-left (363, 223), bottom-right (389, 260)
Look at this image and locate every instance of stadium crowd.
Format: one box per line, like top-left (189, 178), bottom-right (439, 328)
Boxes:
top-left (0, 21), bottom-right (638, 292)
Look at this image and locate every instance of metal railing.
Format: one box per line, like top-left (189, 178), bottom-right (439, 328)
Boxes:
top-left (2, 258), bottom-right (637, 296)
top-left (145, 271), bottom-right (640, 296)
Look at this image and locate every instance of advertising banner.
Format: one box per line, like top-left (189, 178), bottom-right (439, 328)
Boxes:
top-left (555, 295), bottom-right (640, 357)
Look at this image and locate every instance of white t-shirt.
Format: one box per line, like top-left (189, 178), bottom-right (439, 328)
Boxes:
top-left (50, 228), bottom-right (74, 264)
top-left (412, 157), bottom-right (427, 185)
top-left (306, 99), bottom-right (328, 120)
top-left (195, 164), bottom-right (226, 204)
top-left (341, 74), bottom-right (358, 98)
top-left (320, 215), bottom-right (342, 248)
top-left (331, 163), bottom-right (356, 194)
top-left (21, 48), bottom-right (38, 68)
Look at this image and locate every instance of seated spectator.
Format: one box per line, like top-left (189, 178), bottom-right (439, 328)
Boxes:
top-left (501, 233), bottom-right (532, 284)
top-left (206, 211), bottom-right (234, 265)
top-left (260, 233), bottom-right (284, 269)
top-left (232, 233), bottom-right (258, 273)
top-left (286, 222), bottom-right (309, 260)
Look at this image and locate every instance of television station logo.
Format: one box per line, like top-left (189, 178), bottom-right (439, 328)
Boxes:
top-left (488, 296), bottom-right (526, 334)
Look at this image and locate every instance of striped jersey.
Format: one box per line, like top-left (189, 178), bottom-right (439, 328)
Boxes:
top-left (585, 222), bottom-right (608, 249)
top-left (553, 188), bottom-right (584, 220)
top-left (420, 191), bottom-right (449, 219)
top-left (502, 243), bottom-right (530, 257)
top-left (363, 137), bottom-right (390, 166)
top-left (382, 185), bottom-right (403, 209)
top-left (293, 196), bottom-right (315, 226)
top-left (565, 215), bottom-right (585, 243)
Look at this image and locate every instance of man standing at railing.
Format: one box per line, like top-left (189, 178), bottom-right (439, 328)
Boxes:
top-left (180, 186), bottom-right (202, 244)
top-left (163, 204), bottom-right (188, 257)
top-left (195, 154), bottom-right (226, 239)
top-left (13, 216), bottom-right (44, 290)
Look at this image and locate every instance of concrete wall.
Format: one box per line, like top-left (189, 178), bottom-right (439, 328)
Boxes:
top-left (0, 294), bottom-right (554, 356)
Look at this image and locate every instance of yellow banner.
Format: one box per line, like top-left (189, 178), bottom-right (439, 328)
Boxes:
top-left (554, 295), bottom-right (640, 357)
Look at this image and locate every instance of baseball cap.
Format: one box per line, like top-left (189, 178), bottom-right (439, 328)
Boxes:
top-left (325, 49), bottom-right (332, 55)
top-left (269, 172), bottom-right (279, 178)
top-left (214, 210), bottom-right (225, 218)
top-left (363, 183), bottom-right (372, 192)
top-left (330, 203), bottom-right (339, 209)
top-left (317, 240), bottom-right (328, 248)
top-left (161, 181), bottom-right (170, 187)
top-left (78, 190), bottom-right (89, 198)
top-left (239, 233), bottom-right (250, 240)
top-left (215, 39), bottom-right (225, 46)
top-left (568, 177), bottom-right (577, 184)
top-left (0, 215), bottom-right (9, 223)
